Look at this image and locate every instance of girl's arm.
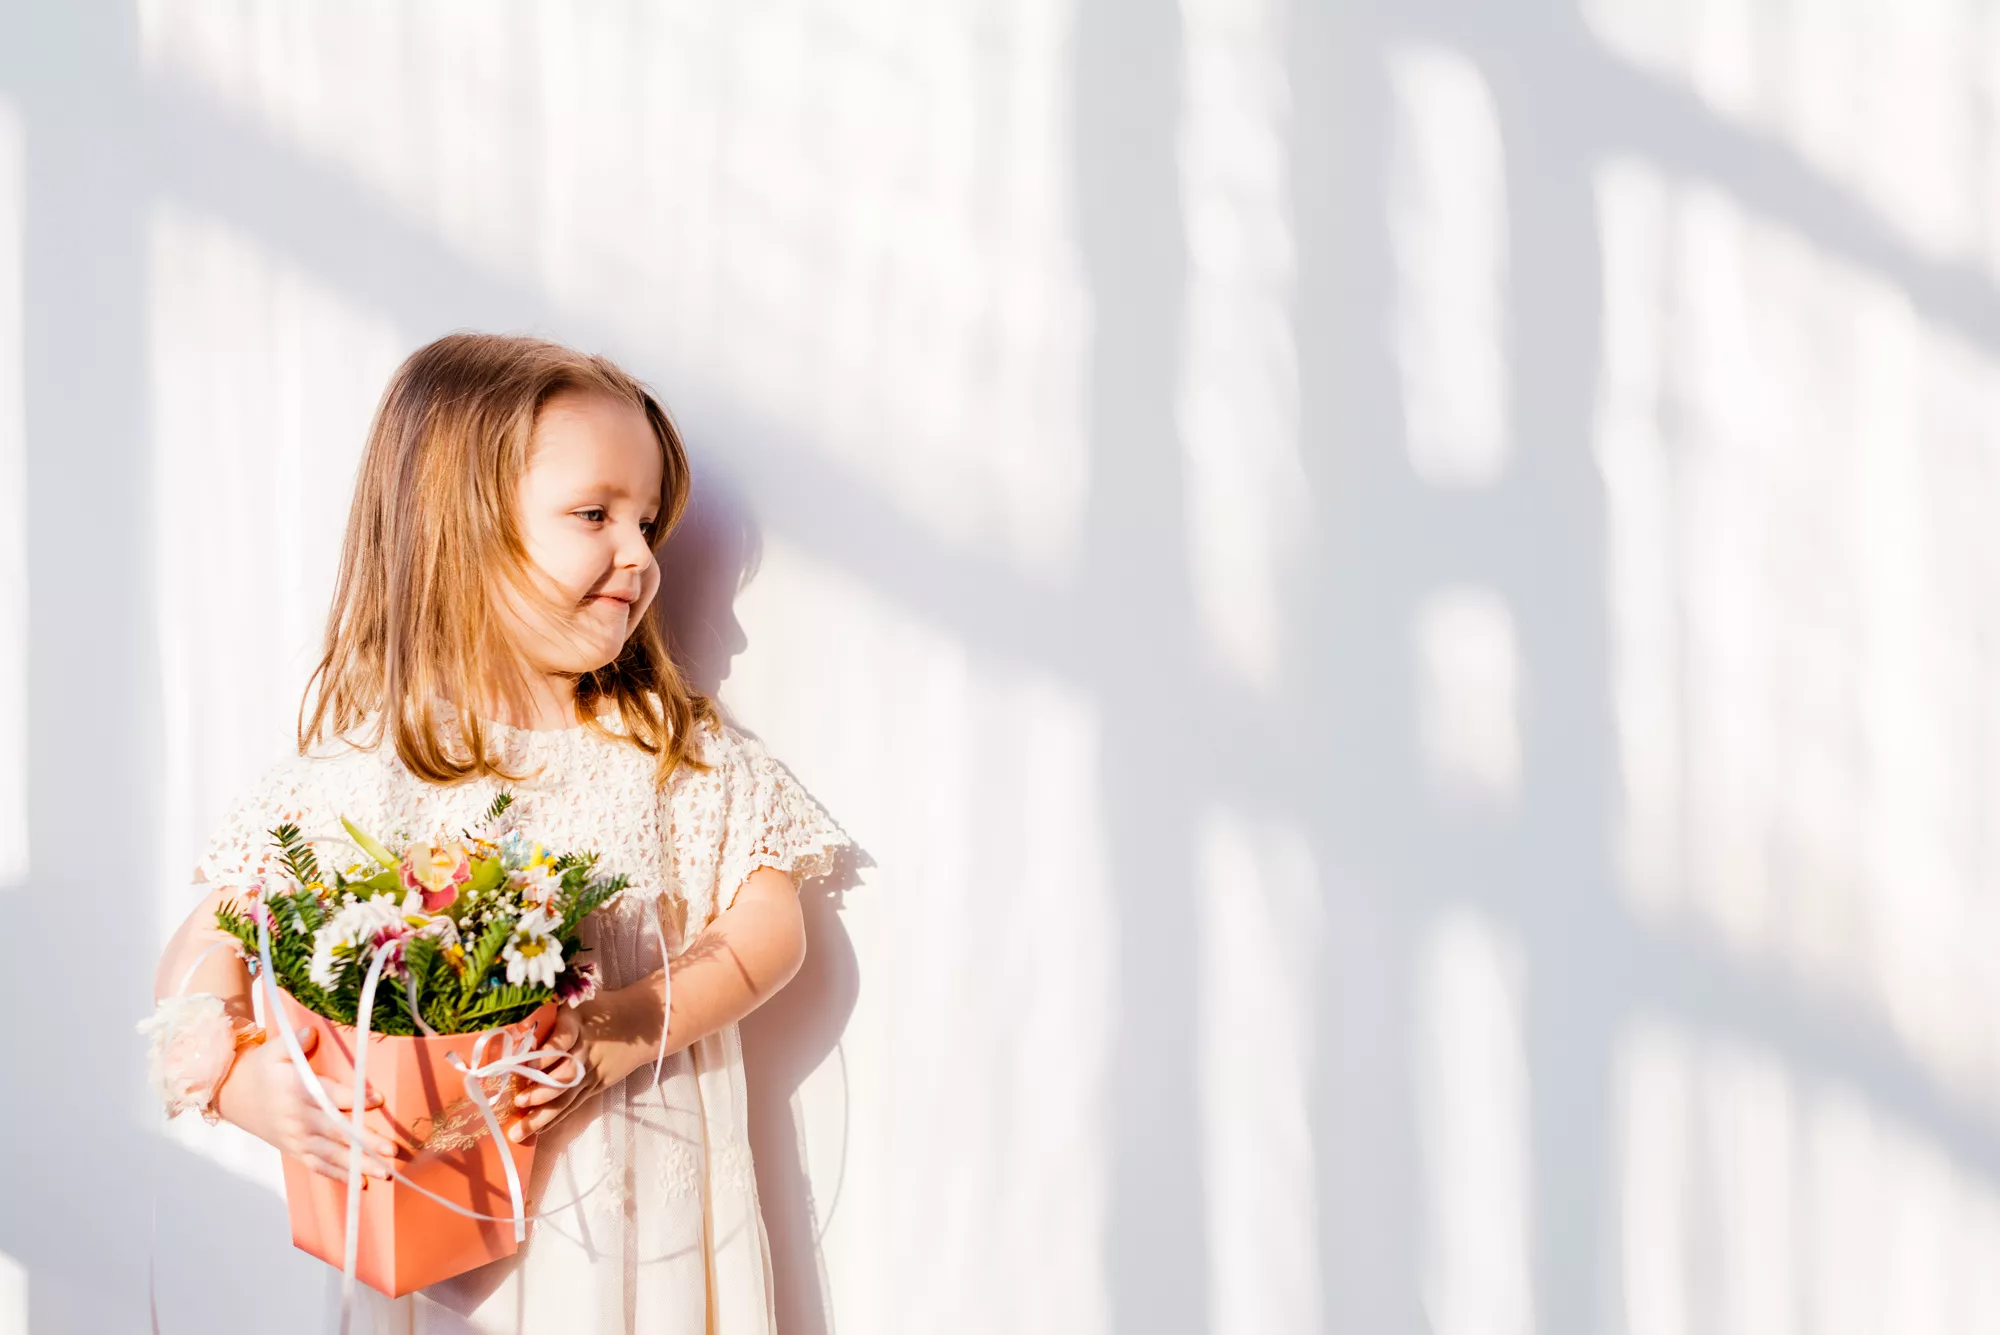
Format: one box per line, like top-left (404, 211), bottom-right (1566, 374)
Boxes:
top-left (150, 871), bottom-right (404, 1182)
top-left (637, 862), bottom-right (810, 1052)
top-left (154, 873), bottom-right (258, 1015)
top-left (511, 865), bottom-right (807, 1137)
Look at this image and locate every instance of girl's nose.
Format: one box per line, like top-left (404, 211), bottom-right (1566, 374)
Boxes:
top-left (617, 522), bottom-right (654, 568)
top-left (616, 519), bottom-right (648, 563)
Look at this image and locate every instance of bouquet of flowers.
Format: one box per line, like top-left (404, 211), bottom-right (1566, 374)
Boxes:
top-left (212, 791), bottom-right (634, 1299)
top-left (215, 792), bottom-right (620, 1034)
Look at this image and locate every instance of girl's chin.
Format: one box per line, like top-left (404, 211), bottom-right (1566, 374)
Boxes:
top-left (580, 635), bottom-right (632, 668)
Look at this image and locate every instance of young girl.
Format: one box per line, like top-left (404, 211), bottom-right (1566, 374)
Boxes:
top-left (145, 331), bottom-right (852, 1333)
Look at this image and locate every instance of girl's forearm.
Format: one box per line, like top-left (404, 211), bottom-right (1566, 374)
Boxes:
top-left (153, 884), bottom-right (256, 1021)
top-left (603, 868), bottom-right (807, 1081)
top-left (148, 883), bottom-right (268, 1133)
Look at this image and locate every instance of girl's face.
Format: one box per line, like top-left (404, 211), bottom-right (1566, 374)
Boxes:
top-left (501, 389), bottom-right (665, 678)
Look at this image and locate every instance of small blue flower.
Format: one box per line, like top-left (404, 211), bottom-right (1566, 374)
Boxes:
top-left (496, 830), bottom-right (535, 871)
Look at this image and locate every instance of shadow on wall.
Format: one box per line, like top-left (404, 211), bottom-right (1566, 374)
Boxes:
top-left (654, 460), bottom-right (756, 705)
top-left (654, 458), bottom-right (873, 1335)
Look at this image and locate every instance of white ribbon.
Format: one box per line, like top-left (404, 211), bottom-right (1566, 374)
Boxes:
top-left (174, 939), bottom-right (232, 998)
top-left (444, 1026), bottom-right (562, 1244)
top-left (404, 969), bottom-right (436, 1037)
top-left (649, 896), bottom-right (672, 1093)
top-left (340, 947), bottom-right (391, 1326)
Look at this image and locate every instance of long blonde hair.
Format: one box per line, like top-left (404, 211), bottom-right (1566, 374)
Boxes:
top-left (299, 330), bottom-right (719, 788)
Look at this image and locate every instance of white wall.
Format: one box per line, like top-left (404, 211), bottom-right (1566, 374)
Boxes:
top-left (4, 1), bottom-right (2000, 1332)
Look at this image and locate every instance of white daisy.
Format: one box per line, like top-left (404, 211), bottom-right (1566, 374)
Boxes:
top-left (509, 863), bottom-right (561, 910)
top-left (308, 894), bottom-right (407, 990)
top-left (502, 907), bottom-right (564, 989)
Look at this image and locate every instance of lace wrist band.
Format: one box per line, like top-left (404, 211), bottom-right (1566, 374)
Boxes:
top-left (137, 992), bottom-right (267, 1124)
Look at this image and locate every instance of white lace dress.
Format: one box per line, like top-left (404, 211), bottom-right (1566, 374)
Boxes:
top-left (190, 706), bottom-right (853, 1334)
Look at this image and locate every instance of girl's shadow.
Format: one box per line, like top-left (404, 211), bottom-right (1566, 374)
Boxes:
top-left (654, 465), bottom-right (869, 1335)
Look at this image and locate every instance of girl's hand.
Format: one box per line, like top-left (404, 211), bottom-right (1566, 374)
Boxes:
top-left (510, 869), bottom-right (808, 1142)
top-left (510, 994), bottom-right (651, 1143)
top-left (215, 1026), bottom-right (406, 1185)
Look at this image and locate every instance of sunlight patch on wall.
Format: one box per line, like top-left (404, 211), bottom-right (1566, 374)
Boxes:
top-left (1617, 1017), bottom-right (2000, 1335)
top-left (0, 97), bottom-right (25, 887)
top-left (1617, 1022), bottom-right (1693, 1335)
top-left (1583, 0), bottom-right (1998, 278)
top-left (1175, 0), bottom-right (1310, 695)
top-left (1595, 156), bottom-right (2000, 1119)
top-left (1417, 908), bottom-right (1534, 1335)
top-left (1416, 588), bottom-right (1523, 810)
top-left (162, 1110), bottom-right (286, 1197)
top-left (0, 1249), bottom-right (24, 1335)
top-left (1387, 44), bottom-right (1510, 487)
top-left (147, 203), bottom-right (404, 1182)
top-left (136, 0), bottom-right (1093, 581)
top-left (1196, 805), bottom-right (1322, 1335)
top-left (727, 535), bottom-right (1115, 1335)
top-left (149, 203), bottom-right (404, 939)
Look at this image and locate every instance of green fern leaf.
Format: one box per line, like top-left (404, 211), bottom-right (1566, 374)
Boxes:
top-left (271, 823), bottom-right (322, 889)
top-left (460, 917), bottom-right (513, 1003)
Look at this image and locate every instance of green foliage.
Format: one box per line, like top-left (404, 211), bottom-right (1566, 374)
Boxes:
top-left (459, 917), bottom-right (514, 1004)
top-left (455, 980), bottom-right (549, 1030)
top-left (273, 823), bottom-right (321, 890)
top-left (216, 886), bottom-right (343, 1021)
top-left (212, 804), bottom-right (620, 1036)
top-left (464, 855), bottom-right (506, 897)
top-left (558, 870), bottom-right (628, 937)
top-left (340, 815), bottom-right (400, 872)
top-left (477, 791), bottom-right (515, 829)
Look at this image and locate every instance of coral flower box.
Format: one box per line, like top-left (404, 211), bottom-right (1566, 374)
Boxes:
top-left (273, 986), bottom-right (556, 1299)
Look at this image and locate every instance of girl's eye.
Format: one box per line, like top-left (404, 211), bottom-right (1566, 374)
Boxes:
top-left (577, 507), bottom-right (659, 538)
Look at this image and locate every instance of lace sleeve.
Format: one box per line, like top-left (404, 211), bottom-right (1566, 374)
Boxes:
top-left (709, 726), bottom-right (853, 920)
top-left (191, 756), bottom-right (317, 894)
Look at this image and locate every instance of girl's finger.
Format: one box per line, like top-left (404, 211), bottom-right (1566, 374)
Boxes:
top-left (517, 1054), bottom-right (580, 1099)
top-left (528, 1031), bottom-right (576, 1064)
top-left (310, 1107), bottom-right (358, 1140)
top-left (318, 1075), bottom-right (384, 1112)
top-left (514, 1077), bottom-right (564, 1109)
top-left (313, 1151), bottom-right (388, 1183)
top-left (302, 1131), bottom-right (356, 1162)
top-left (306, 1135), bottom-right (394, 1178)
top-left (513, 1092), bottom-right (568, 1140)
top-left (309, 1110), bottom-right (401, 1163)
top-left (301, 1153), bottom-right (350, 1184)
top-left (524, 1088), bottom-right (580, 1135)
